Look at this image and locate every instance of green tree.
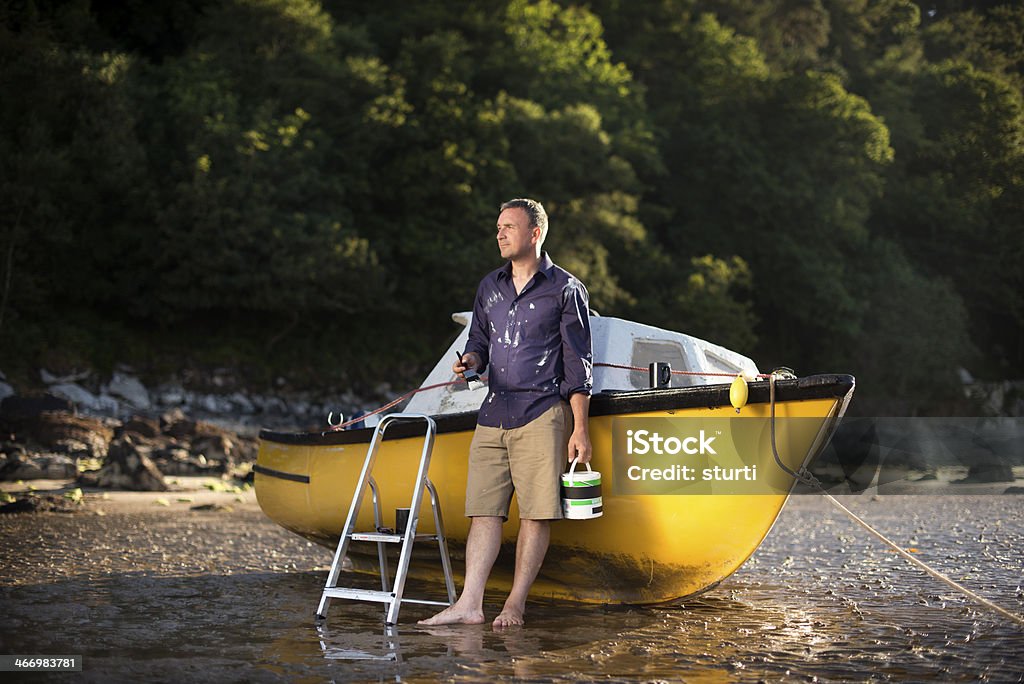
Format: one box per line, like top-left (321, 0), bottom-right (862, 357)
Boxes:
top-left (844, 239), bottom-right (974, 411)
top-left (146, 0), bottom-right (400, 345)
top-left (919, 3), bottom-right (1024, 88)
top-left (0, 6), bottom-right (155, 366)
top-left (672, 255), bottom-right (758, 353)
top-left (601, 11), bottom-right (894, 366)
top-left (340, 0), bottom-right (660, 325)
top-left (871, 60), bottom-right (1024, 375)
top-left (700, 0), bottom-right (833, 70)
top-left (5, 0), bottom-right (1016, 413)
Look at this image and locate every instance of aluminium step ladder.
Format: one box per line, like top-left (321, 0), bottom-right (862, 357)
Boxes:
top-left (316, 413), bottom-right (456, 625)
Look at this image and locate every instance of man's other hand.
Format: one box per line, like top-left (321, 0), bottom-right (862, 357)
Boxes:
top-left (568, 428), bottom-right (592, 465)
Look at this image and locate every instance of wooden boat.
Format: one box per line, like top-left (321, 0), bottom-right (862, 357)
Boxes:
top-left (255, 314), bottom-right (854, 604)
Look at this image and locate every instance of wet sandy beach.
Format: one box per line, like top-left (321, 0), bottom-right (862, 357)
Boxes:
top-left (1, 482), bottom-right (1022, 682)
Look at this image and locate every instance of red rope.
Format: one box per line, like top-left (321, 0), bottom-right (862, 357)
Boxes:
top-left (326, 379), bottom-right (470, 431)
top-left (327, 364), bottom-right (767, 431)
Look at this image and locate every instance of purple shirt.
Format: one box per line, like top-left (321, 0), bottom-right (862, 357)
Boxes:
top-left (465, 252), bottom-right (593, 429)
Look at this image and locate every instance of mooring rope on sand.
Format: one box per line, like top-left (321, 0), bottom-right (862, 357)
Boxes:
top-left (819, 490), bottom-right (1024, 627)
top-left (766, 374), bottom-right (1024, 628)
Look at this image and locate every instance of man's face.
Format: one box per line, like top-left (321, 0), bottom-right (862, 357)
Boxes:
top-left (496, 207), bottom-right (539, 261)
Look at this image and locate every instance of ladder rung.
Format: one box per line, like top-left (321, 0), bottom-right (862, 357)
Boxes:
top-left (349, 532), bottom-right (439, 543)
top-left (322, 588), bottom-right (450, 607)
top-left (393, 598), bottom-right (451, 607)
top-left (323, 587), bottom-right (396, 602)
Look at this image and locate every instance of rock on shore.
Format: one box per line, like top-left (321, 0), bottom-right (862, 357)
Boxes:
top-left (1, 400), bottom-right (258, 495)
top-left (0, 365), bottom-right (386, 506)
top-left (23, 366), bottom-right (377, 434)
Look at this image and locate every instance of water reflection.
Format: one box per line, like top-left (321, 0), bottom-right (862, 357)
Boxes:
top-left (317, 624), bottom-right (402, 663)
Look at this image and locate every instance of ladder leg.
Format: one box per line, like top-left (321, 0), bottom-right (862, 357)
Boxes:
top-left (368, 477), bottom-right (391, 593)
top-left (317, 419), bottom-right (390, 618)
top-left (426, 479), bottom-right (457, 604)
top-left (385, 426), bottom-right (435, 624)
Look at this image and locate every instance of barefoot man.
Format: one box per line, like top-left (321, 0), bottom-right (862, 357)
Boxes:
top-left (420, 198), bottom-right (593, 629)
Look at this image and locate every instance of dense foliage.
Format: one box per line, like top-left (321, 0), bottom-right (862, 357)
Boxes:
top-left (1, 0), bottom-right (1021, 413)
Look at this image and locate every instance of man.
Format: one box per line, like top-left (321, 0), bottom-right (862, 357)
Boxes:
top-left (420, 198), bottom-right (593, 629)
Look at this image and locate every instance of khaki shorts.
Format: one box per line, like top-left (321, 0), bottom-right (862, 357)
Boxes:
top-left (465, 401), bottom-right (573, 520)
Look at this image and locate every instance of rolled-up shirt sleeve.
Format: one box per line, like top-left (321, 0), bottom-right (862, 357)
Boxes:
top-left (464, 282), bottom-right (491, 370)
top-left (560, 277), bottom-right (593, 398)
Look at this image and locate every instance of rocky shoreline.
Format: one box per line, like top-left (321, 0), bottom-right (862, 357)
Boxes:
top-left (0, 366), bottom-right (385, 434)
top-left (0, 366), bottom-right (383, 512)
top-left (0, 401), bottom-right (258, 509)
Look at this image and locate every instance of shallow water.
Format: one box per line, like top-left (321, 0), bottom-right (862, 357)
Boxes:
top-left (1, 495), bottom-right (1022, 682)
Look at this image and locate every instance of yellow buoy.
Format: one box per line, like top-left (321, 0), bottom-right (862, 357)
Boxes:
top-left (730, 374), bottom-right (748, 413)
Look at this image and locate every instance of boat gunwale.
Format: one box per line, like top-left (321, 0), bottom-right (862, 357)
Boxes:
top-left (259, 374), bottom-right (855, 446)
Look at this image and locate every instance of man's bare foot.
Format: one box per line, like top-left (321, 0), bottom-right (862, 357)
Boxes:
top-left (492, 605), bottom-right (524, 629)
top-left (418, 603), bottom-right (485, 626)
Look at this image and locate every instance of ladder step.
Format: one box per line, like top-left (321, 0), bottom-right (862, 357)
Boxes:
top-left (392, 598), bottom-right (451, 607)
top-left (323, 587), bottom-right (396, 602)
top-left (322, 587), bottom-right (450, 607)
top-left (349, 532), bottom-right (439, 543)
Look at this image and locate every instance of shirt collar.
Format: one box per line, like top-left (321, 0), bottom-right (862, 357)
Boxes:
top-left (538, 251), bottom-right (555, 278)
top-left (499, 251), bottom-right (555, 281)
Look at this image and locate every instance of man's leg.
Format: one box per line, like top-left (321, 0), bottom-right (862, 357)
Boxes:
top-left (493, 518), bottom-right (550, 628)
top-left (418, 516), bottom-right (502, 625)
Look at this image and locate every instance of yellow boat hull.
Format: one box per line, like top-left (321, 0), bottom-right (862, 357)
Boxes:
top-left (256, 375), bottom-right (854, 604)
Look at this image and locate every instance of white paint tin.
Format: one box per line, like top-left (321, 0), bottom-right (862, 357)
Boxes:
top-left (561, 457), bottom-right (603, 519)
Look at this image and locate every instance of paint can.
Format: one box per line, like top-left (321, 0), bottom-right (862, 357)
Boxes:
top-left (561, 457), bottom-right (603, 519)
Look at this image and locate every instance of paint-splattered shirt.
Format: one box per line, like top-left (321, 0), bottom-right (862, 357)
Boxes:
top-left (465, 251), bottom-right (593, 429)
